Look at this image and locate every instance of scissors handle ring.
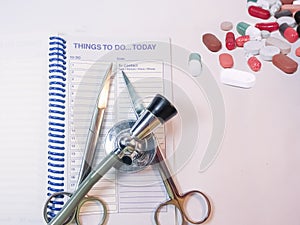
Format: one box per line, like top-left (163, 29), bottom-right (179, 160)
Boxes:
top-left (44, 192), bottom-right (108, 225)
top-left (75, 196), bottom-right (108, 225)
top-left (154, 190), bottom-right (211, 225)
top-left (181, 190), bottom-right (211, 224)
top-left (154, 199), bottom-right (185, 225)
top-left (43, 191), bottom-right (75, 224)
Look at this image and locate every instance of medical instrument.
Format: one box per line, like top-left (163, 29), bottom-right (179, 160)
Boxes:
top-left (121, 71), bottom-right (211, 225)
top-left (154, 145), bottom-right (211, 225)
top-left (46, 71), bottom-right (178, 225)
top-left (121, 71), bottom-right (145, 117)
top-left (77, 63), bottom-right (113, 184)
top-left (44, 63), bottom-right (113, 225)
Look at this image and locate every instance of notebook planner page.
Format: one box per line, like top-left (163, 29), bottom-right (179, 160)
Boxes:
top-left (68, 60), bottom-right (173, 222)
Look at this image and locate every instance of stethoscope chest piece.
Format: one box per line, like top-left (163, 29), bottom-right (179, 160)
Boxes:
top-left (104, 119), bottom-right (157, 173)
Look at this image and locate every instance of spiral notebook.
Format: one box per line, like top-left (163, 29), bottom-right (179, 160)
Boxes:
top-left (46, 34), bottom-right (176, 224)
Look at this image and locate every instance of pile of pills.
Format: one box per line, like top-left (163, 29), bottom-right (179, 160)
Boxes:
top-left (201, 0), bottom-right (300, 82)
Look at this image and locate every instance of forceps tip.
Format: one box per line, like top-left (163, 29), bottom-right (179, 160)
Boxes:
top-left (121, 70), bottom-right (129, 82)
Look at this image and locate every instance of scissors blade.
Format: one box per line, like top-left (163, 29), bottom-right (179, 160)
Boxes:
top-left (121, 70), bottom-right (145, 117)
top-left (77, 63), bottom-right (113, 185)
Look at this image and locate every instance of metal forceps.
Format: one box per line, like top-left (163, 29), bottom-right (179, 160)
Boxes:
top-left (122, 71), bottom-right (212, 225)
top-left (44, 63), bottom-right (113, 225)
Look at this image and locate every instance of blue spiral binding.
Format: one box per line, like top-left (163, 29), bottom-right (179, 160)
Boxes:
top-left (47, 36), bottom-right (67, 219)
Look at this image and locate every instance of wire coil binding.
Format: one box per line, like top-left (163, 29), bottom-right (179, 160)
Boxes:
top-left (47, 36), bottom-right (67, 220)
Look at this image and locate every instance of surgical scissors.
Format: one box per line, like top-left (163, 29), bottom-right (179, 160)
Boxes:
top-left (44, 63), bottom-right (113, 225)
top-left (122, 71), bottom-right (211, 225)
top-left (44, 66), bottom-right (178, 225)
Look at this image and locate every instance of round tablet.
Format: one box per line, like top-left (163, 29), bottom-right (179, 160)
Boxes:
top-left (261, 30), bottom-right (271, 39)
top-left (244, 40), bottom-right (263, 55)
top-left (220, 21), bottom-right (233, 31)
top-left (259, 45), bottom-right (280, 61)
top-left (245, 26), bottom-right (262, 40)
top-left (265, 36), bottom-right (291, 54)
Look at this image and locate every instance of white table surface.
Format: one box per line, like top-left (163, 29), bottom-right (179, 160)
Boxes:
top-left (0, 0), bottom-right (299, 224)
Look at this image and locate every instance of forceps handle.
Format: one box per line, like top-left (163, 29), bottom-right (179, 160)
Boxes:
top-left (48, 148), bottom-right (121, 225)
top-left (77, 107), bottom-right (105, 185)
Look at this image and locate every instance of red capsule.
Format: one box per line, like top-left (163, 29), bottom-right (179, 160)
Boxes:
top-left (225, 32), bottom-right (236, 50)
top-left (236, 35), bottom-right (250, 47)
top-left (255, 22), bottom-right (279, 32)
top-left (248, 6), bottom-right (271, 20)
top-left (248, 56), bottom-right (261, 72)
top-left (279, 23), bottom-right (299, 43)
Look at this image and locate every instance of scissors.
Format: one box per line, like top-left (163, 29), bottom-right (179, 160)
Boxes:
top-left (44, 63), bottom-right (113, 225)
top-left (121, 71), bottom-right (211, 225)
top-left (44, 65), bottom-right (178, 225)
